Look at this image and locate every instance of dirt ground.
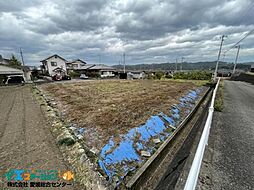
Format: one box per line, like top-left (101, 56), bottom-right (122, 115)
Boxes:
top-left (41, 80), bottom-right (197, 150)
top-left (0, 85), bottom-right (78, 189)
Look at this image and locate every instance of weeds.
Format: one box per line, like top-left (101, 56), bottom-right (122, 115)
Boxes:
top-left (214, 81), bottom-right (224, 112)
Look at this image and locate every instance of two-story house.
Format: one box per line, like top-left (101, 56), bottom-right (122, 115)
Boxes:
top-left (40, 54), bottom-right (67, 76)
top-left (66, 59), bottom-right (87, 72)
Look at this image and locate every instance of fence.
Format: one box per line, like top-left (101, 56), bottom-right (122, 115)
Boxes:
top-left (184, 78), bottom-right (221, 190)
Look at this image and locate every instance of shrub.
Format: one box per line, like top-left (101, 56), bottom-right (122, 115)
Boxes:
top-left (214, 83), bottom-right (224, 112)
top-left (69, 71), bottom-right (80, 78)
top-left (87, 72), bottom-right (100, 78)
top-left (154, 71), bottom-right (164, 80)
top-left (173, 71), bottom-right (212, 80)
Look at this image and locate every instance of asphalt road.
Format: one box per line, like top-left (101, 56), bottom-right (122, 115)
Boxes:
top-left (198, 80), bottom-right (254, 190)
top-left (0, 86), bottom-right (76, 189)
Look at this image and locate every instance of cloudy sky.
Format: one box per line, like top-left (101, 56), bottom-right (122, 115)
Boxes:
top-left (0, 0), bottom-right (254, 66)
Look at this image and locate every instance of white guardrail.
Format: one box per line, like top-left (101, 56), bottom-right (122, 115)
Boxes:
top-left (184, 78), bottom-right (221, 190)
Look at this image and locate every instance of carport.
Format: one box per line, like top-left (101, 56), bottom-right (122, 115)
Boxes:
top-left (0, 65), bottom-right (24, 84)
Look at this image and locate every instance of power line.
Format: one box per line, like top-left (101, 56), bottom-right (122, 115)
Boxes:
top-left (224, 28), bottom-right (254, 54)
top-left (237, 1), bottom-right (254, 24)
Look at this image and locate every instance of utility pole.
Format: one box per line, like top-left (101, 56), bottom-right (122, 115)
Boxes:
top-left (181, 57), bottom-right (184, 71)
top-left (233, 45), bottom-right (240, 74)
top-left (123, 52), bottom-right (126, 73)
top-left (214, 35), bottom-right (226, 81)
top-left (20, 47), bottom-right (25, 66)
top-left (175, 58), bottom-right (178, 71)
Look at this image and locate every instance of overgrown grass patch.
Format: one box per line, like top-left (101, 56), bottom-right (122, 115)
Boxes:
top-left (164, 78), bottom-right (210, 86)
top-left (40, 80), bottom-right (203, 150)
top-left (214, 81), bottom-right (224, 112)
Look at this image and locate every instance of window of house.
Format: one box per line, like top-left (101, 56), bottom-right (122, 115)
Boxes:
top-left (51, 62), bottom-right (57, 66)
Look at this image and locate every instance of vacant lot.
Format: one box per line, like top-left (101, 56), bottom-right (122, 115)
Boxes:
top-left (41, 80), bottom-right (197, 150)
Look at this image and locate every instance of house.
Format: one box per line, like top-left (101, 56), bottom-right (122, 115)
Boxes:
top-left (66, 59), bottom-right (86, 70)
top-left (40, 54), bottom-right (67, 76)
top-left (89, 65), bottom-right (116, 78)
top-left (0, 65), bottom-right (25, 84)
top-left (0, 65), bottom-right (24, 75)
top-left (127, 71), bottom-right (146, 79)
top-left (75, 64), bottom-right (116, 78)
top-left (0, 55), bottom-right (11, 65)
top-left (40, 54), bottom-right (116, 78)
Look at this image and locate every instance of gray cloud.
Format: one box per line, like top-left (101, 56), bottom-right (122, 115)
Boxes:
top-left (0, 0), bottom-right (42, 12)
top-left (0, 0), bottom-right (254, 65)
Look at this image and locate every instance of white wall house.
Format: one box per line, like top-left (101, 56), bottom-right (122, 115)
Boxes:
top-left (101, 70), bottom-right (115, 78)
top-left (88, 65), bottom-right (116, 78)
top-left (40, 54), bottom-right (67, 76)
top-left (127, 71), bottom-right (146, 79)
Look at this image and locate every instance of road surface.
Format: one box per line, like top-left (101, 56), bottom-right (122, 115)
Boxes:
top-left (0, 85), bottom-right (77, 189)
top-left (198, 80), bottom-right (254, 190)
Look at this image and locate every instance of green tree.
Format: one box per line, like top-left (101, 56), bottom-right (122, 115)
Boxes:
top-left (9, 54), bottom-right (22, 68)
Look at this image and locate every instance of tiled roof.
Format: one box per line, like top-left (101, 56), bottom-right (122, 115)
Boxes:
top-left (40, 54), bottom-right (67, 62)
top-left (0, 65), bottom-right (23, 75)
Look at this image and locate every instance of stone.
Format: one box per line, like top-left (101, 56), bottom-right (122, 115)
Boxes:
top-left (69, 127), bottom-right (77, 131)
top-left (51, 102), bottom-right (57, 107)
top-left (90, 147), bottom-right (99, 155)
top-left (76, 134), bottom-right (83, 140)
top-left (80, 154), bottom-right (88, 163)
top-left (78, 149), bottom-right (85, 154)
top-left (170, 125), bottom-right (176, 130)
top-left (58, 136), bottom-right (75, 146)
top-left (78, 128), bottom-right (85, 134)
top-left (141, 151), bottom-right (151, 157)
top-left (153, 138), bottom-right (161, 144)
top-left (46, 106), bottom-right (51, 111)
top-left (57, 130), bottom-right (76, 146)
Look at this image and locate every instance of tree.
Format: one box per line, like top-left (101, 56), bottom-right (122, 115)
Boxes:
top-left (9, 54), bottom-right (22, 67)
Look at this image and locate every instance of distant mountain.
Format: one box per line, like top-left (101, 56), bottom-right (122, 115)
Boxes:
top-left (113, 61), bottom-right (252, 71)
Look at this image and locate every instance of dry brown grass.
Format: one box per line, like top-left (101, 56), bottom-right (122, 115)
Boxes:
top-left (41, 80), bottom-right (197, 150)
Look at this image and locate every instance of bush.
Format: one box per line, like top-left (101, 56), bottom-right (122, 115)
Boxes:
top-left (87, 72), bottom-right (100, 78)
top-left (154, 71), bottom-right (164, 80)
top-left (69, 71), bottom-right (80, 78)
top-left (214, 83), bottom-right (224, 112)
top-left (173, 71), bottom-right (212, 80)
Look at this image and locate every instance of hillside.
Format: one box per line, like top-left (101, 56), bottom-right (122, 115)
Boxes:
top-left (113, 61), bottom-right (252, 71)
